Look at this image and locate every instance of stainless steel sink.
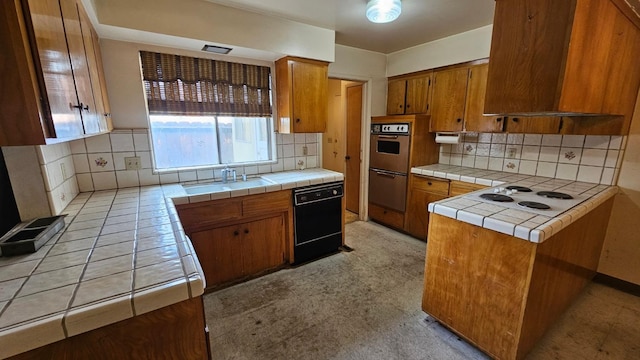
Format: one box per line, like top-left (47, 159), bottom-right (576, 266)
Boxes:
top-left (182, 177), bottom-right (278, 195)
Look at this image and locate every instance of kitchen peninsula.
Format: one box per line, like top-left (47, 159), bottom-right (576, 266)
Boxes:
top-left (0, 169), bottom-right (342, 359)
top-left (416, 164), bottom-right (618, 360)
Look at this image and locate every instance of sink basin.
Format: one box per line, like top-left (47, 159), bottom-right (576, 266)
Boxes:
top-left (182, 177), bottom-right (277, 195)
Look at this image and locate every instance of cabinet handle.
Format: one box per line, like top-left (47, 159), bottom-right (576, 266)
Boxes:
top-left (457, 118), bottom-right (462, 123)
top-left (244, 229), bottom-right (249, 234)
top-left (428, 182), bottom-right (432, 186)
top-left (512, 117), bottom-right (519, 123)
top-left (72, 103), bottom-right (90, 111)
top-left (296, 118), bottom-right (301, 123)
top-left (406, 104), bottom-right (411, 109)
top-left (345, 155), bottom-right (351, 160)
top-left (233, 230), bottom-right (239, 236)
top-left (496, 117), bottom-right (503, 122)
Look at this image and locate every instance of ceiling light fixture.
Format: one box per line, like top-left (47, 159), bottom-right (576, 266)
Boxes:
top-left (366, 0), bottom-right (402, 24)
top-left (201, 44), bottom-right (232, 54)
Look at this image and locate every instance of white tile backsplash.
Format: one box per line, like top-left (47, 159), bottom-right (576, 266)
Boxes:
top-left (438, 133), bottom-right (628, 185)
top-left (63, 129), bottom-right (319, 192)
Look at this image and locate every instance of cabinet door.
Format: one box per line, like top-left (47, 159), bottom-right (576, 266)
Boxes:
top-left (76, 0), bottom-right (109, 133)
top-left (464, 64), bottom-right (504, 133)
top-left (241, 215), bottom-right (284, 275)
top-left (59, 0), bottom-right (100, 134)
top-left (405, 188), bottom-right (447, 240)
top-left (430, 68), bottom-right (469, 132)
top-left (386, 78), bottom-right (407, 115)
top-left (190, 225), bottom-right (243, 286)
top-left (404, 175), bottom-right (449, 240)
top-left (506, 116), bottom-right (561, 134)
top-left (291, 61), bottom-right (328, 133)
top-left (406, 74), bottom-right (432, 115)
top-left (89, 26), bottom-right (112, 131)
top-left (28, 0), bottom-right (84, 138)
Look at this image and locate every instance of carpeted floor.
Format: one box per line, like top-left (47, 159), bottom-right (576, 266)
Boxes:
top-left (203, 220), bottom-right (640, 360)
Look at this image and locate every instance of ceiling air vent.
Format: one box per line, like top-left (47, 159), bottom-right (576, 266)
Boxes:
top-left (201, 44), bottom-right (232, 54)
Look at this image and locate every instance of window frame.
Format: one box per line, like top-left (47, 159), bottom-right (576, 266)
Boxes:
top-left (146, 114), bottom-right (277, 173)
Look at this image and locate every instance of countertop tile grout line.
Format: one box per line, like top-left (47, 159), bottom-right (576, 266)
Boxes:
top-left (61, 191), bottom-right (116, 338)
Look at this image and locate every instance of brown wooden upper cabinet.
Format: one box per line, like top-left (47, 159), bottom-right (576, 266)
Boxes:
top-left (386, 72), bottom-right (432, 115)
top-left (275, 56), bottom-right (329, 133)
top-left (484, 0), bottom-right (640, 135)
top-left (430, 63), bottom-right (503, 133)
top-left (0, 0), bottom-right (112, 146)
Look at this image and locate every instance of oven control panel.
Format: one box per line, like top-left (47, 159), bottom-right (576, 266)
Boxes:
top-left (371, 123), bottom-right (410, 135)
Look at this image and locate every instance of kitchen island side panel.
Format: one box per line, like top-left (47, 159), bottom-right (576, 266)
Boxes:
top-left (422, 213), bottom-right (536, 360)
top-left (517, 197), bottom-right (615, 359)
top-left (422, 198), bottom-right (616, 360)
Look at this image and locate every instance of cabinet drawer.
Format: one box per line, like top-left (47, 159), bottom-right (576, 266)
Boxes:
top-left (411, 175), bottom-right (449, 195)
top-left (449, 181), bottom-right (486, 197)
top-left (368, 203), bottom-right (404, 230)
top-left (176, 198), bottom-right (242, 231)
top-left (243, 190), bottom-right (291, 218)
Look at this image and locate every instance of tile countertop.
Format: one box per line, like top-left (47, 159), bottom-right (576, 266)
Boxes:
top-left (412, 164), bottom-right (618, 243)
top-left (0, 168), bottom-right (344, 359)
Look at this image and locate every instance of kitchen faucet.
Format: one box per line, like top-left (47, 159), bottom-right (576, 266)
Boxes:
top-left (221, 166), bottom-right (237, 183)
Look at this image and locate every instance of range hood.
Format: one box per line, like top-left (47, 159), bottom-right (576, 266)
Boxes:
top-left (483, 0), bottom-right (640, 134)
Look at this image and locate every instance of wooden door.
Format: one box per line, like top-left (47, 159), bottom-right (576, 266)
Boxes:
top-left (464, 64), bottom-right (503, 133)
top-left (291, 61), bottom-right (328, 133)
top-left (386, 79), bottom-right (406, 115)
top-left (190, 225), bottom-right (243, 286)
top-left (28, 0), bottom-right (84, 138)
top-left (59, 0), bottom-right (99, 134)
top-left (241, 216), bottom-right (284, 275)
top-left (506, 116), bottom-right (561, 134)
top-left (405, 73), bottom-right (431, 115)
top-left (345, 84), bottom-right (362, 214)
top-left (430, 68), bottom-right (469, 132)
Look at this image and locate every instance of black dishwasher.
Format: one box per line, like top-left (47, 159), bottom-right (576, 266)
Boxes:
top-left (293, 182), bottom-right (343, 264)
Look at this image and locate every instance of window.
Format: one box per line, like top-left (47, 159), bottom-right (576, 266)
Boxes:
top-left (140, 51), bottom-right (274, 171)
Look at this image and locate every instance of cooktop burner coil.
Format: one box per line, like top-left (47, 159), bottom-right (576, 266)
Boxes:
top-left (505, 185), bottom-right (532, 192)
top-left (480, 193), bottom-right (514, 202)
top-left (518, 201), bottom-right (551, 210)
top-left (537, 191), bottom-right (573, 199)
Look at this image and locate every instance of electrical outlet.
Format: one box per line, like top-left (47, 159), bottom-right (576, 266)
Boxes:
top-left (507, 147), bottom-right (517, 158)
top-left (302, 145), bottom-right (308, 156)
top-left (125, 156), bottom-right (142, 170)
top-left (60, 163), bottom-right (67, 179)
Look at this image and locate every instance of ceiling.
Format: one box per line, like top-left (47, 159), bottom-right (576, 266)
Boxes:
top-left (204, 0), bottom-right (496, 54)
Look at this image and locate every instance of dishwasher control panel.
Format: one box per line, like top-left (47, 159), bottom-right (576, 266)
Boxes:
top-left (294, 182), bottom-right (344, 206)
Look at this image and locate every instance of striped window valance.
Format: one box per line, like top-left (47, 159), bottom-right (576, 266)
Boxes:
top-left (139, 51), bottom-right (272, 117)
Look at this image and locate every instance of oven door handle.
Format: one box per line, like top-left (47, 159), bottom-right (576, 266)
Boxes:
top-left (377, 135), bottom-right (399, 139)
top-left (373, 170), bottom-right (398, 179)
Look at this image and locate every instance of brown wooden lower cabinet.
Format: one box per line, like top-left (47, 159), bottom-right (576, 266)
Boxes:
top-left (8, 297), bottom-right (210, 360)
top-left (191, 215), bottom-right (285, 287)
top-left (422, 198), bottom-right (615, 360)
top-left (368, 202), bottom-right (404, 230)
top-left (448, 180), bottom-right (486, 197)
top-left (177, 190), bottom-right (292, 290)
top-left (404, 174), bottom-right (449, 240)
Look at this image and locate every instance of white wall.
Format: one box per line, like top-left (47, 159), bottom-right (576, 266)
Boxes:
top-left (599, 89), bottom-right (640, 285)
top-left (93, 0), bottom-right (335, 62)
top-left (329, 45), bottom-right (387, 117)
top-left (386, 25), bottom-right (493, 77)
